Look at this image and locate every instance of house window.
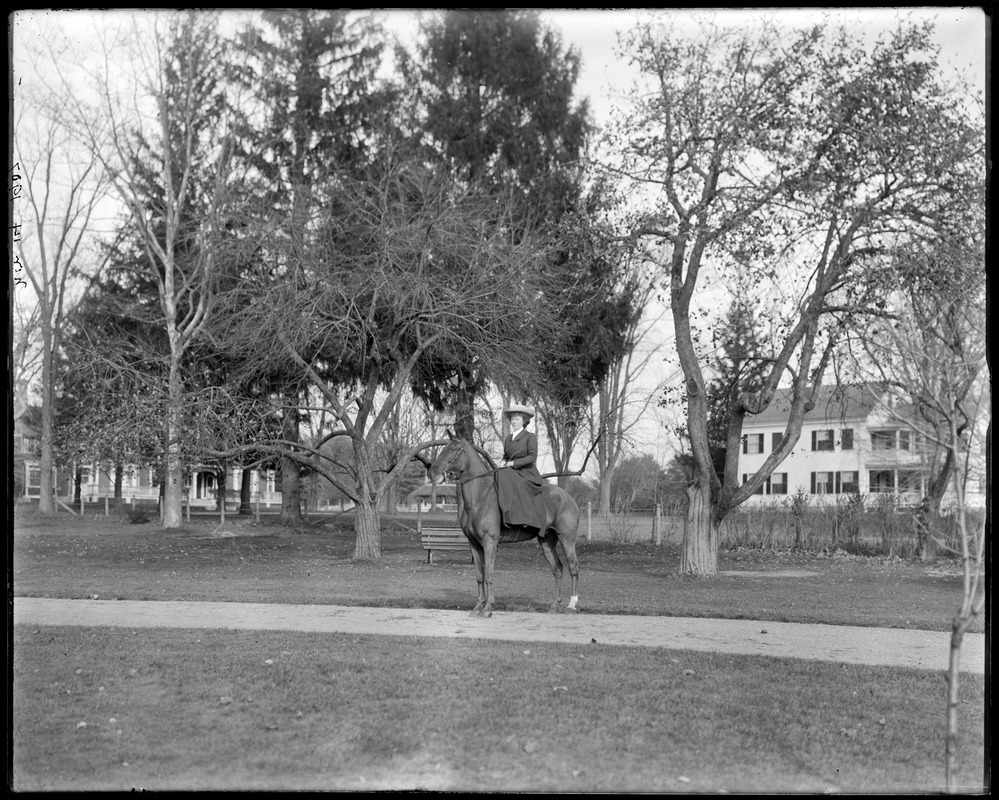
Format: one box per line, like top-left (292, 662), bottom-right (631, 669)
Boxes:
top-left (897, 471), bottom-right (923, 493)
top-left (838, 471), bottom-right (859, 494)
top-left (742, 474), bottom-right (765, 494)
top-left (811, 430), bottom-right (835, 451)
top-left (869, 470), bottom-right (895, 493)
top-left (770, 472), bottom-right (788, 495)
top-left (27, 464), bottom-right (42, 497)
top-left (841, 429), bottom-right (854, 450)
top-left (772, 432), bottom-right (784, 451)
top-left (871, 429), bottom-right (896, 450)
top-left (743, 434), bottom-right (764, 455)
top-left (811, 471), bottom-right (835, 494)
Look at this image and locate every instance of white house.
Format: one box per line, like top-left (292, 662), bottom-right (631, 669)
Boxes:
top-left (14, 401), bottom-right (283, 508)
top-left (735, 384), bottom-right (983, 508)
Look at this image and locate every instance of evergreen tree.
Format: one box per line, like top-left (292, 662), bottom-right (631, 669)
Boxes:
top-left (397, 9), bottom-right (599, 440)
top-left (229, 9), bottom-right (393, 522)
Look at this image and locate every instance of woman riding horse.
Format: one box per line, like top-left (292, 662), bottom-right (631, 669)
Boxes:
top-left (427, 414), bottom-right (580, 617)
top-left (496, 404), bottom-right (548, 533)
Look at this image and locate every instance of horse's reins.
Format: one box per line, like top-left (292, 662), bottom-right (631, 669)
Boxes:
top-left (438, 445), bottom-right (503, 485)
top-left (455, 467), bottom-right (501, 485)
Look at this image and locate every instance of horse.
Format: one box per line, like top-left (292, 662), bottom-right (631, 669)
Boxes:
top-left (427, 431), bottom-right (580, 618)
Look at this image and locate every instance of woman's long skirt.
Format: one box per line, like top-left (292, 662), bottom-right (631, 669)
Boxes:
top-left (494, 467), bottom-right (547, 531)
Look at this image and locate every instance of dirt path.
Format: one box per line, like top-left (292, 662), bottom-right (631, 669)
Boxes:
top-left (13, 597), bottom-right (985, 675)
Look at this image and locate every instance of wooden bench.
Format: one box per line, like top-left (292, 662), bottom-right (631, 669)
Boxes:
top-left (420, 525), bottom-right (472, 564)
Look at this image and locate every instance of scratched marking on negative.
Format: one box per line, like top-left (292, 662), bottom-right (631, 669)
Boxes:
top-left (11, 161), bottom-right (26, 288)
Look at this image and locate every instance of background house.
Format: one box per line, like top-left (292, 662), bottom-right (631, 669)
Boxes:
top-left (406, 482), bottom-right (458, 512)
top-left (13, 401), bottom-right (283, 509)
top-left (735, 384), bottom-right (983, 509)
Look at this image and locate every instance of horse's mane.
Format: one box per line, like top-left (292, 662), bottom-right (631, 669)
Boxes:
top-left (447, 434), bottom-right (497, 472)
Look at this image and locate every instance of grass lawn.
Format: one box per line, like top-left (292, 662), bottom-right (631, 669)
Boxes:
top-left (12, 626), bottom-right (986, 793)
top-left (11, 513), bottom-right (983, 631)
top-left (11, 513), bottom-right (988, 792)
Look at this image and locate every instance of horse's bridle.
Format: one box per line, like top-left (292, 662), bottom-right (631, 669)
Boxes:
top-left (436, 440), bottom-right (501, 485)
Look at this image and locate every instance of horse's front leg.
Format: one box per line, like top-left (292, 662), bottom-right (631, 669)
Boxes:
top-left (468, 539), bottom-right (486, 616)
top-left (477, 537), bottom-right (498, 618)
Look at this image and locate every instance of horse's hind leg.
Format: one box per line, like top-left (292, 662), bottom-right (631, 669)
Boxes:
top-left (558, 535), bottom-right (580, 612)
top-left (538, 533), bottom-right (564, 613)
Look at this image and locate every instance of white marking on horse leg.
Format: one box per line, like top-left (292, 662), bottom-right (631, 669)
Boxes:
top-left (567, 595), bottom-right (578, 610)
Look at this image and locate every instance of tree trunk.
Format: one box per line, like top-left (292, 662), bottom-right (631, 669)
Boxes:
top-left (160, 356), bottom-right (185, 528)
top-left (917, 456), bottom-right (952, 560)
top-left (598, 463), bottom-right (616, 516)
top-left (384, 482), bottom-right (398, 516)
top-left (215, 469), bottom-right (227, 513)
top-left (38, 324), bottom-right (56, 515)
top-left (454, 383), bottom-right (475, 440)
top-left (114, 464), bottom-right (123, 502)
top-left (279, 402), bottom-right (305, 525)
top-left (279, 458), bottom-right (303, 524)
top-left (945, 616), bottom-right (977, 791)
top-left (351, 439), bottom-right (382, 559)
top-left (682, 482), bottom-right (718, 576)
top-left (353, 497), bottom-right (381, 560)
top-left (239, 467), bottom-right (253, 515)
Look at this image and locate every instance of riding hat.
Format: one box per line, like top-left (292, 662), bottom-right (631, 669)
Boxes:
top-left (503, 403), bottom-right (535, 421)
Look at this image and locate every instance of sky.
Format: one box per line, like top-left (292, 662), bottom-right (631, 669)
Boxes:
top-left (542, 8), bottom-right (987, 123)
top-left (383, 7), bottom-right (987, 129)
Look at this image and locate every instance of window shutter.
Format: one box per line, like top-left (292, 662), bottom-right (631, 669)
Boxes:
top-left (742, 437), bottom-right (747, 455)
top-left (841, 428), bottom-right (853, 450)
top-left (810, 472), bottom-right (816, 493)
top-left (811, 431), bottom-right (817, 451)
top-left (772, 432), bottom-right (783, 452)
top-left (835, 472), bottom-right (841, 494)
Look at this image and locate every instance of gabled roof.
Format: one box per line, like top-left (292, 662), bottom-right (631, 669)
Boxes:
top-left (743, 383), bottom-right (892, 427)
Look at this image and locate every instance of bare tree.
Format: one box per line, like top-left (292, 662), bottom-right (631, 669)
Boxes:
top-left (589, 279), bottom-right (666, 515)
top-left (50, 11), bottom-right (242, 527)
top-left (943, 415), bottom-right (987, 792)
top-left (211, 162), bottom-right (560, 559)
top-left (11, 60), bottom-right (112, 513)
top-left (10, 301), bottom-right (41, 405)
top-left (846, 235), bottom-right (987, 557)
top-left (606, 17), bottom-right (985, 574)
top-left (843, 239), bottom-right (986, 791)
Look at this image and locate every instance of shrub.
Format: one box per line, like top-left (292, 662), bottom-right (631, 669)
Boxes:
top-left (872, 493), bottom-right (906, 557)
top-left (123, 505), bottom-right (154, 524)
top-left (787, 488), bottom-right (810, 549)
top-left (834, 491), bottom-right (866, 549)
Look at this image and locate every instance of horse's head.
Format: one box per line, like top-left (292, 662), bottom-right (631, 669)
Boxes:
top-left (427, 430), bottom-right (469, 484)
